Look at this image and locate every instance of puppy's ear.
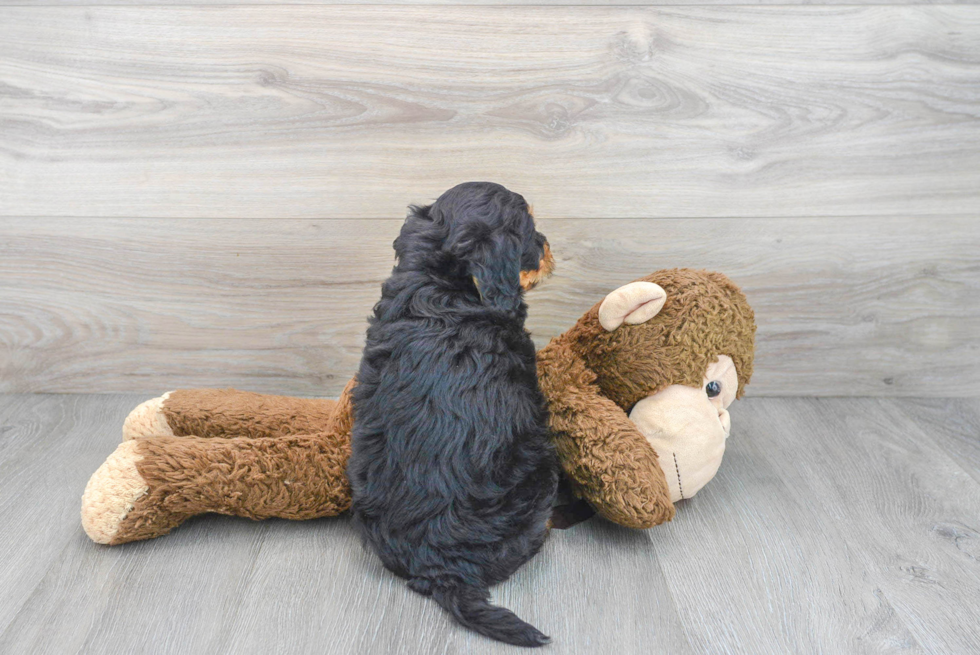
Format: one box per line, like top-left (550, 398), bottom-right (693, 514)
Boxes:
top-left (453, 227), bottom-right (522, 311)
top-left (393, 204), bottom-right (440, 264)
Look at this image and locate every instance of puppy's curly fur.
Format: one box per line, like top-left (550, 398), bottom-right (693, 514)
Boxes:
top-left (348, 182), bottom-right (558, 647)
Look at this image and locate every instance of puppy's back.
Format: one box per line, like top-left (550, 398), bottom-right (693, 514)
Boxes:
top-left (348, 182), bottom-right (558, 647)
top-left (350, 313), bottom-right (556, 646)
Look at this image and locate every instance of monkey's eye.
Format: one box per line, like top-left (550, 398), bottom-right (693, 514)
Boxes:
top-left (705, 381), bottom-right (722, 398)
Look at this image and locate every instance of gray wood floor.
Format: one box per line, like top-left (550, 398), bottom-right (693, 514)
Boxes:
top-left (2, 393), bottom-right (978, 654)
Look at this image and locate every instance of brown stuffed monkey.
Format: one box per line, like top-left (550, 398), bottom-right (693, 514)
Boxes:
top-left (537, 268), bottom-right (755, 527)
top-left (82, 268), bottom-right (755, 544)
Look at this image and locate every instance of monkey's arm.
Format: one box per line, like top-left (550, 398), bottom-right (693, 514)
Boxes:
top-left (538, 348), bottom-right (674, 529)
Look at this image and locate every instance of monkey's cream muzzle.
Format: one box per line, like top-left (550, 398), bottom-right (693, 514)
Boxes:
top-left (628, 355), bottom-right (738, 502)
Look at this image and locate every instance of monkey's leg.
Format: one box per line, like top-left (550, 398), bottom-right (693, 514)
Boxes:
top-left (123, 381), bottom-right (355, 442)
top-left (81, 432), bottom-right (352, 545)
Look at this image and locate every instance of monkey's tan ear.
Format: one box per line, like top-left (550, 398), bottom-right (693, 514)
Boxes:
top-left (598, 281), bottom-right (667, 331)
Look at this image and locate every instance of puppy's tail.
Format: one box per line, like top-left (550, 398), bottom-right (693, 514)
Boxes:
top-left (423, 579), bottom-right (550, 648)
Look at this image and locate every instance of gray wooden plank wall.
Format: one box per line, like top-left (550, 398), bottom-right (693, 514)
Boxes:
top-left (1, 5), bottom-right (979, 396)
top-left (4, 0), bottom-right (979, 5)
top-left (2, 217), bottom-right (979, 396)
top-left (3, 7), bottom-right (979, 219)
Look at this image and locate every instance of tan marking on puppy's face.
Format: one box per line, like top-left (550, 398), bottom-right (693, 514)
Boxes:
top-left (520, 241), bottom-right (555, 290)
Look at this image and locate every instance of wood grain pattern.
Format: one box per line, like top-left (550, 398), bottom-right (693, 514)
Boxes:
top-left (0, 395), bottom-right (136, 636)
top-left (3, 394), bottom-right (979, 653)
top-left (739, 398), bottom-right (980, 653)
top-left (1, 6), bottom-right (978, 218)
top-left (895, 398), bottom-right (980, 488)
top-left (4, 0), bottom-right (978, 6)
top-left (653, 400), bottom-right (928, 654)
top-left (1, 216), bottom-right (977, 397)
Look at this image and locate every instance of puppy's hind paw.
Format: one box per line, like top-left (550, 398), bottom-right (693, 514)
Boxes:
top-left (122, 393), bottom-right (175, 441)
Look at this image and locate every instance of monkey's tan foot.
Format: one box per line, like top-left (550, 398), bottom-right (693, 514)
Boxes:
top-left (81, 441), bottom-right (149, 544)
top-left (81, 440), bottom-right (192, 545)
top-left (122, 393), bottom-right (175, 441)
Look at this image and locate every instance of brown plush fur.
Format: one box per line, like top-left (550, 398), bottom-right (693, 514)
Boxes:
top-left (535, 269), bottom-right (756, 528)
top-left (107, 382), bottom-right (356, 544)
top-left (163, 388), bottom-right (342, 439)
top-left (555, 269), bottom-right (756, 410)
top-left (535, 347), bottom-right (675, 529)
top-left (92, 269), bottom-right (754, 543)
top-left (113, 434), bottom-right (352, 544)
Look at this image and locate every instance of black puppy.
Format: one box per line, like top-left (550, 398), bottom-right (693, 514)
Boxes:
top-left (348, 182), bottom-right (558, 647)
